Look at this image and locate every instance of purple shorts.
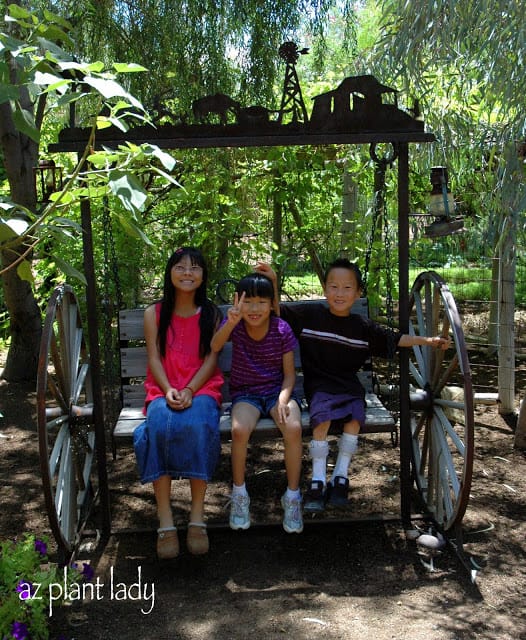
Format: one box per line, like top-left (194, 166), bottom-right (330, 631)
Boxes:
top-left (309, 391), bottom-right (365, 430)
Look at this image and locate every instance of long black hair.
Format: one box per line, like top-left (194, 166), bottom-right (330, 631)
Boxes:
top-left (157, 247), bottom-right (221, 358)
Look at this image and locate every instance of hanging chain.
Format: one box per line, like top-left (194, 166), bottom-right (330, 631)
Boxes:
top-left (383, 203), bottom-right (394, 330)
top-left (367, 144), bottom-right (399, 421)
top-left (363, 194), bottom-right (379, 297)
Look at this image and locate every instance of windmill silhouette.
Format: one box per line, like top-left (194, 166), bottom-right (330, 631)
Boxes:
top-left (277, 41), bottom-right (309, 125)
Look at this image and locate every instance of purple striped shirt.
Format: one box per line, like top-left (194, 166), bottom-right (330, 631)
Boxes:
top-left (228, 315), bottom-right (297, 397)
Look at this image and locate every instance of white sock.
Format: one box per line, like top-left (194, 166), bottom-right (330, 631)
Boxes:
top-left (286, 487), bottom-right (301, 500)
top-left (232, 482), bottom-right (248, 496)
top-left (309, 439), bottom-right (329, 484)
top-left (331, 433), bottom-right (358, 481)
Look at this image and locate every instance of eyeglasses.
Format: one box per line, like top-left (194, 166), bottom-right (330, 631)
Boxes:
top-left (173, 265), bottom-right (202, 273)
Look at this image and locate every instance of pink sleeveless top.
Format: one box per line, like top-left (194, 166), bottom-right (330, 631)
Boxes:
top-left (143, 305), bottom-right (223, 409)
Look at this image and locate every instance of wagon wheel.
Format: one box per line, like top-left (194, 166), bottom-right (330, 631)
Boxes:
top-left (215, 278), bottom-right (238, 305)
top-left (37, 285), bottom-right (96, 555)
top-left (408, 271), bottom-right (474, 532)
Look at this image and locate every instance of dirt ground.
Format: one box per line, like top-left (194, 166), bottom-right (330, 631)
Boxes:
top-left (1, 374), bottom-right (525, 640)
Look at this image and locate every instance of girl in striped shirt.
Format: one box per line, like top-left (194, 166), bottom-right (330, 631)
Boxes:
top-left (211, 272), bottom-right (304, 534)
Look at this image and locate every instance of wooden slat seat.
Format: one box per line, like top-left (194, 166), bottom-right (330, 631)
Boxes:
top-left (112, 299), bottom-right (397, 455)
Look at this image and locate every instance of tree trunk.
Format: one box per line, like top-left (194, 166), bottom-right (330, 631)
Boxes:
top-left (0, 71), bottom-right (42, 381)
top-left (1, 247), bottom-right (42, 381)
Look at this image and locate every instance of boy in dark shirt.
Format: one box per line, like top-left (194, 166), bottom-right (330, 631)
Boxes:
top-left (258, 259), bottom-right (450, 512)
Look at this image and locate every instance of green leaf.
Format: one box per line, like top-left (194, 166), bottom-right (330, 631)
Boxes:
top-left (50, 217), bottom-right (83, 233)
top-left (96, 116), bottom-right (114, 130)
top-left (0, 217), bottom-right (29, 240)
top-left (142, 144), bottom-right (177, 171)
top-left (33, 71), bottom-right (70, 93)
top-left (53, 255), bottom-right (87, 285)
top-left (16, 259), bottom-right (34, 284)
top-left (83, 76), bottom-right (142, 109)
top-left (107, 116), bottom-right (129, 132)
top-left (87, 150), bottom-right (114, 167)
top-left (7, 4), bottom-right (32, 20)
top-left (151, 166), bottom-right (182, 188)
top-left (12, 105), bottom-right (40, 143)
top-left (42, 9), bottom-right (73, 30)
top-left (0, 33), bottom-right (29, 54)
top-left (108, 169), bottom-right (148, 213)
top-left (37, 25), bottom-right (74, 49)
top-left (113, 62), bottom-right (148, 73)
top-left (0, 82), bottom-right (20, 104)
top-left (116, 212), bottom-right (153, 245)
top-left (36, 37), bottom-right (70, 60)
top-left (55, 91), bottom-right (85, 107)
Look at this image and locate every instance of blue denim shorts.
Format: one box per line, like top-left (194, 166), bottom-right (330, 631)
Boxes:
top-left (231, 391), bottom-right (301, 419)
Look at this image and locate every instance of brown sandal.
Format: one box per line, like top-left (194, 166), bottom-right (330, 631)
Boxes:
top-left (186, 522), bottom-right (209, 555)
top-left (157, 527), bottom-right (179, 559)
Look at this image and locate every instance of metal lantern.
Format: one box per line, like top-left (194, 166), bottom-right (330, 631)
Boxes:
top-left (34, 159), bottom-right (63, 204)
top-left (424, 166), bottom-right (464, 238)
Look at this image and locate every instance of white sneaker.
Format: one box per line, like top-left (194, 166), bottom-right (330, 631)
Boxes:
top-left (229, 493), bottom-right (250, 530)
top-left (281, 493), bottom-right (303, 534)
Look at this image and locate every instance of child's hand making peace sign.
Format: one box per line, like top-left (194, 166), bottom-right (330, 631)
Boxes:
top-left (226, 291), bottom-right (246, 326)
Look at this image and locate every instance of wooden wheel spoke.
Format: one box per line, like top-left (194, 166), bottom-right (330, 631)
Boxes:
top-left (434, 353), bottom-right (459, 397)
top-left (48, 422), bottom-right (69, 477)
top-left (46, 372), bottom-right (68, 415)
top-left (409, 354), bottom-right (425, 388)
top-left (49, 331), bottom-right (68, 402)
top-left (433, 413), bottom-right (462, 494)
top-left (72, 362), bottom-right (89, 405)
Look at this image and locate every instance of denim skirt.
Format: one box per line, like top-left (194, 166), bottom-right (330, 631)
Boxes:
top-left (133, 395), bottom-right (221, 484)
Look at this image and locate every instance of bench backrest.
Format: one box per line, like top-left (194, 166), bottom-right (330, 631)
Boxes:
top-left (118, 299), bottom-right (374, 409)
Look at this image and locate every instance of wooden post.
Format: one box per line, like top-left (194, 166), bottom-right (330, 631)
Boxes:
top-left (497, 145), bottom-right (519, 416)
top-left (397, 143), bottom-right (412, 530)
top-left (515, 397), bottom-right (526, 449)
top-left (80, 186), bottom-right (112, 541)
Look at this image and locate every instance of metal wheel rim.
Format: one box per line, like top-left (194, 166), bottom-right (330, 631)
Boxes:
top-left (408, 271), bottom-right (474, 531)
top-left (36, 285), bottom-right (95, 554)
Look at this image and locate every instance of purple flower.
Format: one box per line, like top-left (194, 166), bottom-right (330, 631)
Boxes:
top-left (34, 539), bottom-right (47, 556)
top-left (81, 562), bottom-right (94, 582)
top-left (16, 581), bottom-right (34, 600)
top-left (10, 621), bottom-right (29, 640)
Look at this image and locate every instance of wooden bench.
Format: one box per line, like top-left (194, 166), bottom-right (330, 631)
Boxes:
top-left (112, 299), bottom-right (397, 457)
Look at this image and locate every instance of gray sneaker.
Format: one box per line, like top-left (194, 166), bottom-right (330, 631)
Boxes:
top-left (229, 493), bottom-right (251, 530)
top-left (281, 493), bottom-right (304, 534)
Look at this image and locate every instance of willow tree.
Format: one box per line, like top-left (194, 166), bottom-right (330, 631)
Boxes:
top-left (36, 0), bottom-right (357, 109)
top-left (372, 0), bottom-right (526, 447)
